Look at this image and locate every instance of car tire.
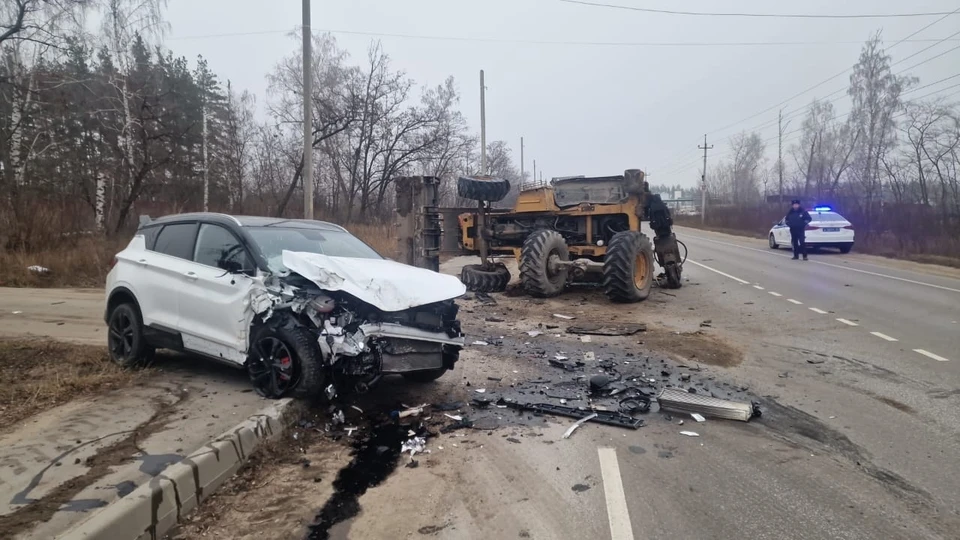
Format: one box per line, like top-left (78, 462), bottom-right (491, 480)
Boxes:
top-left (769, 234), bottom-right (779, 249)
top-left (603, 231), bottom-right (654, 303)
top-left (457, 175), bottom-right (511, 202)
top-left (107, 303), bottom-right (151, 368)
top-left (247, 324), bottom-right (325, 400)
top-left (461, 263), bottom-right (510, 293)
top-left (520, 229), bottom-right (570, 298)
top-left (839, 243), bottom-right (853, 254)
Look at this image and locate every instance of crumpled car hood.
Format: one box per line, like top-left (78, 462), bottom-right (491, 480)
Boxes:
top-left (280, 251), bottom-right (466, 312)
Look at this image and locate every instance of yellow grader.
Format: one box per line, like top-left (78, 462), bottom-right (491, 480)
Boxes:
top-left (455, 169), bottom-right (685, 302)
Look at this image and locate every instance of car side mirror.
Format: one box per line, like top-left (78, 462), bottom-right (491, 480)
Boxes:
top-left (221, 260), bottom-right (254, 276)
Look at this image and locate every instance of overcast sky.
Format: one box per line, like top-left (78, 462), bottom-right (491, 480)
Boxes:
top-left (162, 0), bottom-right (960, 189)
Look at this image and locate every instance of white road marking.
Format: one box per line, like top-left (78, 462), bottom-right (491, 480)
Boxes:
top-left (810, 307), bottom-right (828, 314)
top-left (753, 285), bottom-right (765, 290)
top-left (686, 259), bottom-right (750, 284)
top-left (870, 331), bottom-right (899, 342)
top-left (597, 447), bottom-right (635, 540)
top-left (836, 318), bottom-right (859, 326)
top-left (768, 291), bottom-right (783, 297)
top-left (787, 299), bottom-right (803, 305)
top-left (914, 349), bottom-right (949, 362)
top-left (680, 232), bottom-right (960, 294)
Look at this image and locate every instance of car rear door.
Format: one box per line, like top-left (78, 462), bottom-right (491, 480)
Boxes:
top-left (176, 222), bottom-right (258, 364)
top-left (137, 222), bottom-right (199, 332)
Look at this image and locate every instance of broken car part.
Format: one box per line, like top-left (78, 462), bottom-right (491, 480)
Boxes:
top-left (562, 413), bottom-right (599, 439)
top-left (657, 388), bottom-right (761, 422)
top-left (500, 399), bottom-right (643, 429)
top-left (567, 324), bottom-right (646, 336)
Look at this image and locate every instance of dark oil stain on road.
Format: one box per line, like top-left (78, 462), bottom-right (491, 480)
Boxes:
top-left (305, 418), bottom-right (413, 540)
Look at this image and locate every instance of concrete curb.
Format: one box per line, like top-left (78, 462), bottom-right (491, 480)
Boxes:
top-left (58, 398), bottom-right (300, 540)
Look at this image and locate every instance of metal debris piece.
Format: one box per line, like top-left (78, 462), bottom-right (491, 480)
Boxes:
top-left (566, 324), bottom-right (646, 336)
top-left (691, 413), bottom-right (706, 423)
top-left (500, 399), bottom-right (643, 429)
top-left (562, 413), bottom-right (598, 439)
top-left (679, 431), bottom-right (700, 437)
top-left (553, 314), bottom-right (576, 320)
top-left (658, 388), bottom-right (759, 422)
top-left (444, 413), bottom-right (463, 421)
top-left (350, 405), bottom-right (364, 414)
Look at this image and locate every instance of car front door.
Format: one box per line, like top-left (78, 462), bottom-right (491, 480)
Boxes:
top-left (176, 223), bottom-right (259, 365)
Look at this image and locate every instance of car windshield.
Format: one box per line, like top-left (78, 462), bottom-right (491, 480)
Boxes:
top-left (246, 226), bottom-right (382, 272)
top-left (811, 212), bottom-right (844, 222)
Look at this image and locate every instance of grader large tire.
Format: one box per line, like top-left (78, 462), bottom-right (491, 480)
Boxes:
top-left (461, 263), bottom-right (510, 293)
top-left (603, 231), bottom-right (654, 303)
top-left (520, 230), bottom-right (570, 298)
top-left (457, 175), bottom-right (511, 202)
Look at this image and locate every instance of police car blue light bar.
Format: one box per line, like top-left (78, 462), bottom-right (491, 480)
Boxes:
top-left (814, 205), bottom-right (832, 212)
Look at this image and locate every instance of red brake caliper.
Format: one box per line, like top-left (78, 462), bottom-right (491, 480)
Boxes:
top-left (278, 357), bottom-right (292, 381)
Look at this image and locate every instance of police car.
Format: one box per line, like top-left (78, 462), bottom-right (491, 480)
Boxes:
top-left (769, 206), bottom-right (855, 253)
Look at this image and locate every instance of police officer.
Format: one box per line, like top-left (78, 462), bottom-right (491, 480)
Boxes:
top-left (784, 199), bottom-right (812, 260)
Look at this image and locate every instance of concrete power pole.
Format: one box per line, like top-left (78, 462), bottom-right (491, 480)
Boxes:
top-left (480, 70), bottom-right (486, 175)
top-left (533, 159), bottom-right (537, 187)
top-left (519, 136), bottom-right (524, 191)
top-left (699, 134), bottom-right (713, 224)
top-left (302, 0), bottom-right (314, 219)
top-left (778, 108), bottom-right (784, 205)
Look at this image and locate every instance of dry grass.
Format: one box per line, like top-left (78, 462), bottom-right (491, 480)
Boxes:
top-left (0, 339), bottom-right (147, 432)
top-left (346, 222), bottom-right (398, 259)
top-left (0, 236), bottom-right (125, 288)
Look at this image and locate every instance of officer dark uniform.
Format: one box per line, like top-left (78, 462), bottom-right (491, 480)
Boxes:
top-left (784, 199), bottom-right (812, 260)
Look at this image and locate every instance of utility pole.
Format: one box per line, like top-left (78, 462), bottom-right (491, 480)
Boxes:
top-left (699, 134), bottom-right (713, 225)
top-left (519, 136), bottom-right (524, 190)
top-left (480, 70), bottom-right (486, 175)
top-left (778, 108), bottom-right (784, 205)
top-left (533, 159), bottom-right (537, 186)
top-left (302, 0), bottom-right (313, 219)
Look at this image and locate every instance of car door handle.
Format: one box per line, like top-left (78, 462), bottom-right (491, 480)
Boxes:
top-left (184, 271), bottom-right (198, 281)
top-left (138, 259), bottom-right (148, 266)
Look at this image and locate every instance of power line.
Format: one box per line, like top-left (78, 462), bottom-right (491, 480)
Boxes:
top-left (559, 0), bottom-right (960, 19)
top-left (163, 27), bottom-right (960, 47)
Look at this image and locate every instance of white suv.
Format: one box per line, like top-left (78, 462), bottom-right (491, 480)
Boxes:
top-left (105, 213), bottom-right (466, 399)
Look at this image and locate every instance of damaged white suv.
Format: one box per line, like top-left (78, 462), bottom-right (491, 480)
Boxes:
top-left (105, 213), bottom-right (466, 399)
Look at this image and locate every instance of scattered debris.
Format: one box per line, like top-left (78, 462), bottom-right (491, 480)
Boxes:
top-left (443, 413), bottom-right (463, 421)
top-left (571, 484), bottom-right (591, 493)
top-left (700, 320), bottom-right (712, 328)
top-left (396, 406), bottom-right (425, 419)
top-left (441, 418), bottom-right (474, 433)
top-left (562, 413), bottom-right (598, 439)
top-left (691, 413), bottom-right (706, 423)
top-left (589, 374), bottom-right (612, 392)
top-left (350, 405), bottom-right (364, 414)
top-left (806, 358), bottom-right (826, 364)
top-left (472, 340), bottom-right (490, 346)
top-left (526, 330), bottom-right (543, 337)
top-left (680, 373), bottom-right (691, 382)
top-left (401, 436), bottom-right (427, 456)
top-left (658, 388), bottom-right (760, 422)
top-left (475, 388), bottom-right (487, 393)
top-left (485, 317), bottom-right (505, 322)
top-left (552, 313), bottom-right (576, 320)
top-left (471, 396), bottom-right (492, 408)
top-left (475, 292), bottom-right (497, 304)
top-left (580, 335), bottom-right (592, 343)
top-left (500, 399), bottom-right (643, 429)
top-left (506, 437), bottom-right (521, 444)
top-left (27, 265), bottom-right (50, 274)
top-left (679, 431), bottom-right (700, 437)
top-left (567, 324), bottom-right (646, 336)
top-left (487, 376), bottom-right (503, 382)
top-left (583, 351), bottom-right (595, 361)
top-left (331, 409), bottom-right (346, 425)
top-left (11, 311), bottom-right (22, 315)
top-left (406, 459), bottom-right (419, 469)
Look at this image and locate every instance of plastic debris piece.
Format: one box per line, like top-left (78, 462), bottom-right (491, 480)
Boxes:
top-left (584, 352), bottom-right (596, 361)
top-left (553, 314), bottom-right (576, 320)
top-left (332, 409), bottom-right (345, 425)
top-left (350, 405), bottom-right (364, 414)
top-left (401, 436), bottom-right (427, 455)
top-left (472, 340), bottom-right (490, 346)
top-left (475, 388), bottom-right (487, 393)
top-left (526, 330), bottom-right (543, 337)
top-left (680, 431), bottom-right (700, 437)
top-left (444, 413), bottom-right (463, 421)
top-left (580, 335), bottom-right (592, 343)
top-left (567, 324), bottom-right (645, 336)
top-left (562, 413), bottom-right (599, 439)
top-left (691, 413), bottom-right (706, 422)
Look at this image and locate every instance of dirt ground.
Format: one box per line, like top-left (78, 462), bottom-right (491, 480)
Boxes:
top-left (0, 339), bottom-right (148, 433)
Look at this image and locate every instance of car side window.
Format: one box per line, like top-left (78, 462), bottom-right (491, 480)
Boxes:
top-left (194, 224), bottom-right (252, 272)
top-left (139, 224), bottom-right (163, 249)
top-left (153, 223), bottom-right (199, 260)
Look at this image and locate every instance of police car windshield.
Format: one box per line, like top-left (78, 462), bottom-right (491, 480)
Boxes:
top-left (811, 212), bottom-right (843, 221)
